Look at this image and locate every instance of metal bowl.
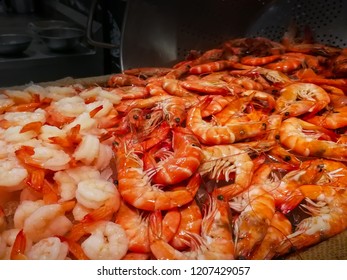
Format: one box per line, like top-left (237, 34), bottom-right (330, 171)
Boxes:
top-left (37, 27), bottom-right (85, 52)
top-left (0, 34), bottom-right (32, 55)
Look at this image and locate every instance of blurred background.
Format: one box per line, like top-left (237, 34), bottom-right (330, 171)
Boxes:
top-left (0, 0), bottom-right (126, 87)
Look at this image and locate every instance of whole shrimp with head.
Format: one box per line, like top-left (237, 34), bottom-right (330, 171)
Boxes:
top-left (114, 139), bottom-right (202, 211)
top-left (199, 144), bottom-right (254, 199)
top-left (229, 185), bottom-right (276, 259)
top-left (275, 185), bottom-right (347, 256)
top-left (144, 126), bottom-right (203, 185)
top-left (149, 194), bottom-right (235, 260)
top-left (280, 117), bottom-right (347, 161)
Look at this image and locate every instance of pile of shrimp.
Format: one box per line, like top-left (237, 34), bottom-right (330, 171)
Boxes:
top-left (1, 31), bottom-right (347, 260)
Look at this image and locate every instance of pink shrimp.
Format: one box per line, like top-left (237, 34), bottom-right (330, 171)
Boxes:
top-left (144, 127), bottom-right (203, 185)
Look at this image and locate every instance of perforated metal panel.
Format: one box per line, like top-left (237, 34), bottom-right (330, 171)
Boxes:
top-left (121, 0), bottom-right (347, 70)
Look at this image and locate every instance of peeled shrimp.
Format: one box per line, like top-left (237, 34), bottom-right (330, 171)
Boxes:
top-left (23, 204), bottom-right (73, 243)
top-left (76, 178), bottom-right (120, 211)
top-left (0, 157), bottom-right (28, 191)
top-left (81, 221), bottom-right (128, 260)
top-left (27, 237), bottom-right (69, 260)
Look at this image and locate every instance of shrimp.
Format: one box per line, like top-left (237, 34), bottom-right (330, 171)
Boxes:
top-left (1, 108), bottom-right (46, 127)
top-left (199, 145), bottom-right (253, 196)
top-left (73, 134), bottom-right (100, 166)
top-left (79, 86), bottom-right (122, 105)
top-left (123, 67), bottom-right (172, 78)
top-left (115, 141), bottom-right (201, 211)
top-left (115, 201), bottom-right (151, 253)
top-left (250, 212), bottom-right (292, 260)
top-left (54, 166), bottom-right (101, 202)
top-left (0, 157), bottom-right (28, 191)
top-left (144, 127), bottom-right (203, 185)
top-left (275, 185), bottom-right (347, 256)
top-left (149, 194), bottom-right (235, 260)
top-left (26, 236), bottom-right (69, 260)
top-left (0, 229), bottom-right (31, 260)
top-left (107, 73), bottom-right (146, 87)
top-left (186, 104), bottom-right (269, 145)
top-left (241, 55), bottom-right (281, 66)
top-left (80, 221), bottom-right (128, 260)
top-left (229, 185), bottom-right (276, 259)
top-left (306, 106), bottom-right (347, 129)
top-left (170, 199), bottom-right (202, 251)
top-left (75, 178), bottom-right (120, 214)
top-left (14, 200), bottom-right (45, 229)
top-left (161, 78), bottom-right (195, 97)
top-left (181, 80), bottom-right (231, 95)
top-left (23, 203), bottom-right (73, 242)
top-left (280, 117), bottom-right (347, 161)
top-left (188, 60), bottom-right (235, 74)
top-left (15, 144), bottom-right (71, 171)
top-left (275, 83), bottom-right (330, 118)
top-left (0, 95), bottom-right (15, 114)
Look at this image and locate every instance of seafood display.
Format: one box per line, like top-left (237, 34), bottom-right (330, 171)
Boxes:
top-left (1, 31), bottom-right (347, 260)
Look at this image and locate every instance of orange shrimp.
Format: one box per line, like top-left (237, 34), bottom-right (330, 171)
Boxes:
top-left (149, 194), bottom-right (235, 260)
top-left (199, 145), bottom-right (253, 196)
top-left (265, 55), bottom-right (303, 73)
top-left (275, 83), bottom-right (330, 118)
top-left (241, 55), bottom-right (281, 66)
top-left (114, 139), bottom-right (201, 211)
top-left (115, 201), bottom-right (180, 253)
top-left (123, 67), bottom-right (172, 78)
top-left (107, 73), bottom-right (146, 87)
top-left (181, 80), bottom-right (232, 95)
top-left (199, 95), bottom-right (236, 118)
top-left (306, 106), bottom-right (347, 129)
top-left (223, 75), bottom-right (264, 91)
top-left (230, 185), bottom-right (276, 259)
top-left (145, 79), bottom-right (169, 96)
top-left (161, 78), bottom-right (195, 97)
top-left (186, 104), bottom-right (269, 145)
top-left (144, 127), bottom-right (203, 185)
top-left (280, 117), bottom-right (347, 161)
top-left (250, 212), bottom-right (292, 260)
top-left (189, 60), bottom-right (235, 74)
top-left (111, 86), bottom-right (149, 100)
top-left (276, 185), bottom-right (347, 256)
top-left (169, 200), bottom-right (202, 251)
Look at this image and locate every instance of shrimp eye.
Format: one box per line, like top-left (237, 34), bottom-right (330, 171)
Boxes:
top-left (262, 123), bottom-right (267, 129)
top-left (239, 130), bottom-right (245, 135)
top-left (146, 114), bottom-right (151, 119)
top-left (284, 112), bottom-right (290, 116)
top-left (284, 155), bottom-right (291, 162)
top-left (217, 194), bottom-right (224, 201)
top-left (175, 117), bottom-right (180, 123)
top-left (317, 164), bottom-right (324, 172)
top-left (113, 141), bottom-right (119, 147)
top-left (133, 114), bottom-right (139, 120)
top-left (275, 134), bottom-right (280, 140)
top-left (113, 180), bottom-right (118, 185)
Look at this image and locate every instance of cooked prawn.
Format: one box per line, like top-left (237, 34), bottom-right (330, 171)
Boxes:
top-left (276, 185), bottom-right (347, 256)
top-left (144, 127), bottom-right (203, 185)
top-left (26, 236), bottom-right (69, 260)
top-left (115, 140), bottom-right (201, 211)
top-left (230, 185), bottom-right (275, 259)
top-left (149, 194), bottom-right (235, 260)
top-left (187, 104), bottom-right (269, 145)
top-left (280, 117), bottom-right (347, 161)
top-left (23, 203), bottom-right (73, 242)
top-left (276, 83), bottom-right (330, 118)
top-left (80, 221), bottom-right (128, 260)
